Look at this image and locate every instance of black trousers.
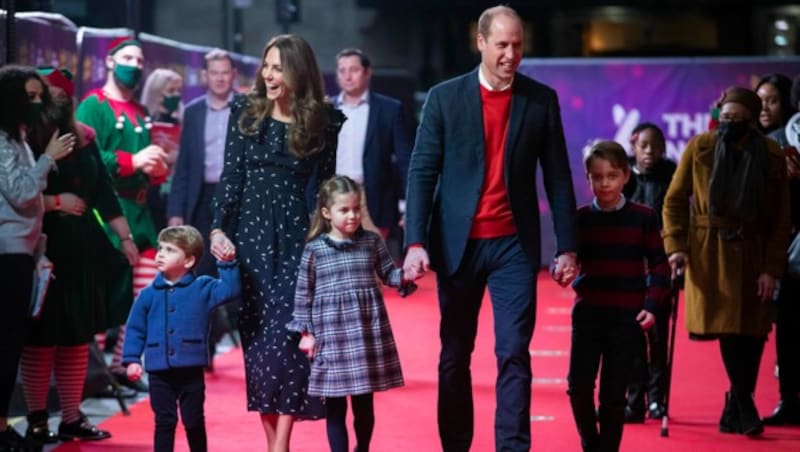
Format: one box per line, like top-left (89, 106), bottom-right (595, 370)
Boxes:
top-left (568, 304), bottom-right (641, 452)
top-left (775, 276), bottom-right (800, 401)
top-left (149, 367), bottom-right (206, 452)
top-left (436, 235), bottom-right (537, 452)
top-left (0, 254), bottom-right (34, 418)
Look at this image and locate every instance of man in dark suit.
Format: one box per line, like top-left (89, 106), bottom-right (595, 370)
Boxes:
top-left (167, 48), bottom-right (236, 276)
top-left (403, 6), bottom-right (578, 451)
top-left (334, 48), bottom-right (413, 240)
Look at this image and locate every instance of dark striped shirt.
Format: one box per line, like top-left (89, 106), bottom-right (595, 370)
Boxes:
top-left (573, 200), bottom-right (670, 313)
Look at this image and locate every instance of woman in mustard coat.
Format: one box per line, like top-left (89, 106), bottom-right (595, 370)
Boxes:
top-left (663, 87), bottom-right (790, 436)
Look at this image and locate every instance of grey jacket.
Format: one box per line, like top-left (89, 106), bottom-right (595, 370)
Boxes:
top-left (0, 130), bottom-right (53, 255)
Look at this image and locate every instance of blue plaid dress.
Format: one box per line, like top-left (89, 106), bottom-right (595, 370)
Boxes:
top-left (287, 230), bottom-right (405, 397)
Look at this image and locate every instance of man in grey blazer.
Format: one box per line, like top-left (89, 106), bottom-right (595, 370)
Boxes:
top-left (403, 6), bottom-right (578, 451)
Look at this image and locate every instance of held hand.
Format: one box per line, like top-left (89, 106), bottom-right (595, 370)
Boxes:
top-left (126, 364), bottom-right (143, 382)
top-left (210, 231), bottom-right (236, 261)
top-left (45, 131), bottom-right (76, 161)
top-left (57, 193), bottom-right (87, 216)
top-left (298, 334), bottom-right (317, 359)
top-left (668, 252), bottom-right (689, 280)
top-left (403, 247), bottom-right (430, 281)
top-left (168, 216), bottom-right (184, 226)
top-left (552, 253), bottom-right (578, 287)
top-left (636, 310), bottom-right (656, 330)
top-left (756, 273), bottom-right (776, 303)
top-left (121, 239), bottom-right (139, 266)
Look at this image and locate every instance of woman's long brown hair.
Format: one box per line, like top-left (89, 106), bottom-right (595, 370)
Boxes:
top-left (307, 175), bottom-right (362, 241)
top-left (238, 34), bottom-right (329, 159)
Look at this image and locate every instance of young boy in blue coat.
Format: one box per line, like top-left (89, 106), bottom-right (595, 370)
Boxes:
top-left (122, 225), bottom-right (240, 452)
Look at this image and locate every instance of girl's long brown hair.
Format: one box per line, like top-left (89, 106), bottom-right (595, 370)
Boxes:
top-left (307, 175), bottom-right (362, 241)
top-left (238, 34), bottom-right (329, 159)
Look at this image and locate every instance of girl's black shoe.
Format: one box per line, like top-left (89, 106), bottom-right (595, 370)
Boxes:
top-left (24, 411), bottom-right (57, 445)
top-left (57, 414), bottom-right (111, 441)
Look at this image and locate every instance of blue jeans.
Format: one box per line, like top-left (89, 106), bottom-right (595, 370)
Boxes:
top-left (436, 235), bottom-right (537, 452)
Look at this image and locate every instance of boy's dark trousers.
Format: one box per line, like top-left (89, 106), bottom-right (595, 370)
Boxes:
top-left (149, 366), bottom-right (207, 452)
top-left (568, 304), bottom-right (641, 452)
top-left (626, 298), bottom-right (670, 415)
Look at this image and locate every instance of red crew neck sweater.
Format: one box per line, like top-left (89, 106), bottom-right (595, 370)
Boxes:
top-left (469, 84), bottom-right (517, 238)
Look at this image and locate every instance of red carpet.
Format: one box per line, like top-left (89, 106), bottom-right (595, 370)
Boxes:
top-left (56, 272), bottom-right (800, 451)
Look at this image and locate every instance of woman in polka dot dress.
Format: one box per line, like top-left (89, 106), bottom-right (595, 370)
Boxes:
top-left (208, 34), bottom-right (344, 451)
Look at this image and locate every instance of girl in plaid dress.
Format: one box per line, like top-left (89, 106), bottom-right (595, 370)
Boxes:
top-left (287, 175), bottom-right (415, 452)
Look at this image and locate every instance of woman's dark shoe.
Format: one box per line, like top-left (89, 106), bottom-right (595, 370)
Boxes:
top-left (734, 391), bottom-right (764, 436)
top-left (24, 411), bottom-right (58, 444)
top-left (763, 399), bottom-right (800, 426)
top-left (57, 414), bottom-right (111, 441)
top-left (719, 391), bottom-right (742, 434)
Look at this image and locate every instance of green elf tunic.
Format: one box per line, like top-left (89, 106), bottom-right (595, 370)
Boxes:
top-left (26, 125), bottom-right (134, 344)
top-left (76, 89), bottom-right (160, 251)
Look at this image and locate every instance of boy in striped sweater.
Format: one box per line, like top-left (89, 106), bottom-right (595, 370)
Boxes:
top-left (566, 140), bottom-right (671, 452)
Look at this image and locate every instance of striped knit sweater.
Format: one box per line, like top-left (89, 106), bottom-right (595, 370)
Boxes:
top-left (572, 200), bottom-right (671, 314)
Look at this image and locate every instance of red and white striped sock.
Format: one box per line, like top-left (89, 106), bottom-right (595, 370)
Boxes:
top-left (94, 332), bottom-right (107, 353)
top-left (20, 346), bottom-right (56, 413)
top-left (54, 344), bottom-right (89, 424)
top-left (110, 248), bottom-right (157, 374)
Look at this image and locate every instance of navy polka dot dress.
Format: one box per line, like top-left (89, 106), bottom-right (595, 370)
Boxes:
top-left (212, 95), bottom-right (343, 417)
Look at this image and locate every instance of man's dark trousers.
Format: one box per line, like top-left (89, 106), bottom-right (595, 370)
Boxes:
top-left (436, 235), bottom-right (536, 452)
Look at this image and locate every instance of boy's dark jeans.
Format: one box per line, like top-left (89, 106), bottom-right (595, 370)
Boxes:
top-left (149, 366), bottom-right (207, 452)
top-left (627, 298), bottom-right (671, 412)
top-left (568, 304), bottom-right (641, 452)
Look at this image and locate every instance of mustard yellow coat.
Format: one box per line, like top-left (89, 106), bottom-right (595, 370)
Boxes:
top-left (662, 131), bottom-right (790, 336)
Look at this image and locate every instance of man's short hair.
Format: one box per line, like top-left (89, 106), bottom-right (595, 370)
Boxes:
top-left (336, 48), bottom-right (371, 70)
top-left (158, 225), bottom-right (205, 267)
top-left (204, 48), bottom-right (234, 70)
top-left (477, 5), bottom-right (522, 39)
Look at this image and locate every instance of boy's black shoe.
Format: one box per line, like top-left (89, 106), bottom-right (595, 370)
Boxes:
top-left (24, 411), bottom-right (58, 444)
top-left (57, 414), bottom-right (111, 441)
top-left (647, 402), bottom-right (666, 420)
top-left (623, 405), bottom-right (645, 423)
top-left (762, 399), bottom-right (800, 426)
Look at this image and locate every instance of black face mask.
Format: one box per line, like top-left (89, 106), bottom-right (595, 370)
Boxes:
top-left (718, 120), bottom-right (750, 142)
top-left (24, 102), bottom-right (43, 128)
top-left (50, 99), bottom-right (73, 135)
